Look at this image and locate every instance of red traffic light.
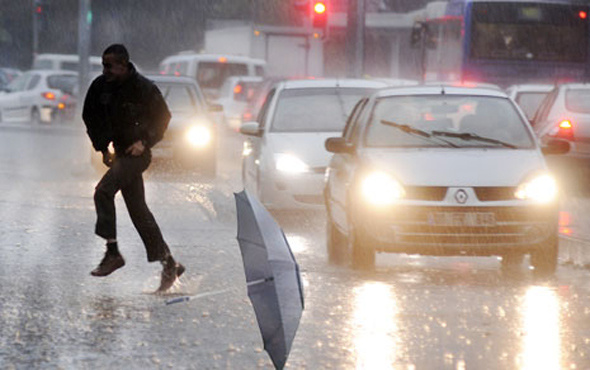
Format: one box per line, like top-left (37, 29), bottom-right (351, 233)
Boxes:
top-left (314, 2), bottom-right (326, 14)
top-left (312, 1), bottom-right (328, 30)
top-left (580, 11), bottom-right (588, 19)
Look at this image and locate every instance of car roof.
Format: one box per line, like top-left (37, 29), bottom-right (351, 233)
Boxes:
top-left (146, 74), bottom-right (199, 85)
top-left (279, 78), bottom-right (389, 90)
top-left (374, 85), bottom-right (509, 98)
top-left (35, 54), bottom-right (102, 63)
top-left (24, 69), bottom-right (78, 77)
top-left (559, 83), bottom-right (590, 90)
top-left (161, 53), bottom-right (267, 65)
top-left (506, 84), bottom-right (555, 93)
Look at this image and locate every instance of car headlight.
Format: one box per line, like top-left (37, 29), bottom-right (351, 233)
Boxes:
top-left (514, 174), bottom-right (557, 203)
top-left (185, 125), bottom-right (211, 147)
top-left (275, 154), bottom-right (309, 174)
top-left (361, 171), bottom-right (405, 206)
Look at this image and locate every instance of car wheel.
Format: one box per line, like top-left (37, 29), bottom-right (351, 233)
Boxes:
top-left (31, 108), bottom-right (41, 125)
top-left (349, 226), bottom-right (375, 270)
top-left (326, 216), bottom-right (348, 264)
top-left (530, 233), bottom-right (558, 276)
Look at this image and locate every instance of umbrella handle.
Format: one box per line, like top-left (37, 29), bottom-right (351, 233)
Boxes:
top-left (165, 296), bottom-right (191, 305)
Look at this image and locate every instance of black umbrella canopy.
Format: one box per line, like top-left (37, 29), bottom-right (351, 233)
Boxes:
top-left (234, 190), bottom-right (304, 369)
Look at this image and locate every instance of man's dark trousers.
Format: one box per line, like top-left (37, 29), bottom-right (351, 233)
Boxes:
top-left (94, 150), bottom-right (170, 262)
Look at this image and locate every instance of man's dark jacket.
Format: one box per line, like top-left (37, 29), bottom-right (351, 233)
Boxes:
top-left (82, 63), bottom-right (171, 154)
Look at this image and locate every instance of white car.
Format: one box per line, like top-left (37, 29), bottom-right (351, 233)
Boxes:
top-left (0, 70), bottom-right (77, 124)
top-left (505, 84), bottom-right (554, 121)
top-left (215, 76), bottom-right (263, 131)
top-left (240, 79), bottom-right (387, 210)
top-left (324, 85), bottom-right (569, 272)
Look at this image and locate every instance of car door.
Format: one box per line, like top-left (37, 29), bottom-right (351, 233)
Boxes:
top-left (0, 73), bottom-right (31, 122)
top-left (327, 98), bottom-right (368, 233)
top-left (18, 74), bottom-right (42, 121)
top-left (242, 87), bottom-right (276, 194)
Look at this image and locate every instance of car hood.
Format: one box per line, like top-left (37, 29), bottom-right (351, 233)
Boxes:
top-left (267, 132), bottom-right (340, 169)
top-left (360, 148), bottom-right (547, 187)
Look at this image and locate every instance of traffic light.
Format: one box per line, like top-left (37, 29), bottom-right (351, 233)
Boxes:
top-left (312, 1), bottom-right (328, 31)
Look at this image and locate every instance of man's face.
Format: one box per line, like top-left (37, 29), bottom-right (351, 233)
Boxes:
top-left (102, 53), bottom-right (128, 82)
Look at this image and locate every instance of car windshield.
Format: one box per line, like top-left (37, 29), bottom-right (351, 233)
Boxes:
top-left (566, 89), bottom-right (590, 114)
top-left (515, 91), bottom-right (549, 120)
top-left (365, 95), bottom-right (535, 148)
top-left (47, 75), bottom-right (78, 94)
top-left (156, 83), bottom-right (201, 115)
top-left (271, 87), bottom-right (376, 133)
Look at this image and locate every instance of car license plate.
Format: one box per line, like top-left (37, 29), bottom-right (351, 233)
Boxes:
top-left (427, 212), bottom-right (496, 227)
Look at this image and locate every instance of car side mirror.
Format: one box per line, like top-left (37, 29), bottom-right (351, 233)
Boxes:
top-left (541, 139), bottom-right (570, 155)
top-left (325, 137), bottom-right (354, 154)
top-left (208, 103), bottom-right (223, 113)
top-left (240, 121), bottom-right (262, 136)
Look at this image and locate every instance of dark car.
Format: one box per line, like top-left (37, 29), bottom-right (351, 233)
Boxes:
top-left (91, 75), bottom-right (221, 175)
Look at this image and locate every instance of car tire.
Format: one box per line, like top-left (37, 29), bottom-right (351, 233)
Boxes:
top-left (326, 217), bottom-right (348, 264)
top-left (349, 226), bottom-right (375, 270)
top-left (31, 108), bottom-right (41, 125)
top-left (530, 233), bottom-right (558, 276)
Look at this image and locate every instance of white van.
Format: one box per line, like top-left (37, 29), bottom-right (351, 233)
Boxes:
top-left (158, 53), bottom-right (267, 100)
top-left (33, 54), bottom-right (103, 73)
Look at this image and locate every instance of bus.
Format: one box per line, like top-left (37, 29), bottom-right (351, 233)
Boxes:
top-left (413, 0), bottom-right (590, 86)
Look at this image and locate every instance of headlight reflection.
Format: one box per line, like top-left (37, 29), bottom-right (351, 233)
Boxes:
top-left (352, 282), bottom-right (399, 369)
top-left (520, 286), bottom-right (561, 370)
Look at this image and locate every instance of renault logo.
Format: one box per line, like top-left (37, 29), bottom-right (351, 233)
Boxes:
top-left (455, 189), bottom-right (468, 204)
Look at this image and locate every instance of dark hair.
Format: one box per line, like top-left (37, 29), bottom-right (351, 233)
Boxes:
top-left (103, 44), bottom-right (129, 64)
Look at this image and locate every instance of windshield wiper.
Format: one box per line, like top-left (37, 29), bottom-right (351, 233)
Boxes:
top-left (380, 120), bottom-right (459, 147)
top-left (430, 130), bottom-right (518, 149)
top-left (381, 119), bottom-right (431, 137)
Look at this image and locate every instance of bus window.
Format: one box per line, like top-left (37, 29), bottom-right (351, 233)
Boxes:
top-left (470, 3), bottom-right (588, 62)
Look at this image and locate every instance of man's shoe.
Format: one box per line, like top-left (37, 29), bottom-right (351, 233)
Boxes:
top-left (91, 252), bottom-right (125, 277)
top-left (156, 260), bottom-right (185, 293)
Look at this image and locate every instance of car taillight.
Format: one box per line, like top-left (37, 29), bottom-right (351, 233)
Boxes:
top-left (551, 119), bottom-right (574, 140)
top-left (57, 103), bottom-right (65, 110)
top-left (42, 92), bottom-right (55, 100)
top-left (234, 84), bottom-right (243, 94)
top-left (242, 111), bottom-right (253, 121)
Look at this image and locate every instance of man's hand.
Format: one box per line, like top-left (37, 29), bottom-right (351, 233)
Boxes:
top-left (125, 140), bottom-right (145, 156)
top-left (102, 150), bottom-right (115, 168)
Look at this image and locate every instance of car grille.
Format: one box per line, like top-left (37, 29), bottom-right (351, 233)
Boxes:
top-left (405, 186), bottom-right (447, 201)
top-left (474, 187), bottom-right (517, 201)
top-left (369, 206), bottom-right (554, 248)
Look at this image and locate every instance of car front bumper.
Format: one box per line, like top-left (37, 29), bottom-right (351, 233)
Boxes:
top-left (352, 203), bottom-right (558, 256)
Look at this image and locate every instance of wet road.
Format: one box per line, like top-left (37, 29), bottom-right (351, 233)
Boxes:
top-left (2, 123), bottom-right (590, 369)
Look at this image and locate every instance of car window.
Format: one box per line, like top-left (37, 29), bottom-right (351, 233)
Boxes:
top-left (33, 60), bottom-right (53, 69)
top-left (343, 98), bottom-right (368, 141)
top-left (366, 95), bottom-right (535, 148)
top-left (26, 74), bottom-right (41, 90)
top-left (565, 89), bottom-right (590, 114)
top-left (532, 88), bottom-right (558, 125)
top-left (270, 88), bottom-right (376, 133)
top-left (158, 84), bottom-right (199, 115)
top-left (176, 62), bottom-right (189, 76)
top-left (61, 62), bottom-right (79, 71)
top-left (257, 88), bottom-right (276, 130)
top-left (197, 62), bottom-right (248, 90)
top-left (7, 73), bottom-right (30, 92)
top-left (47, 75), bottom-right (77, 93)
top-left (515, 92), bottom-right (549, 120)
